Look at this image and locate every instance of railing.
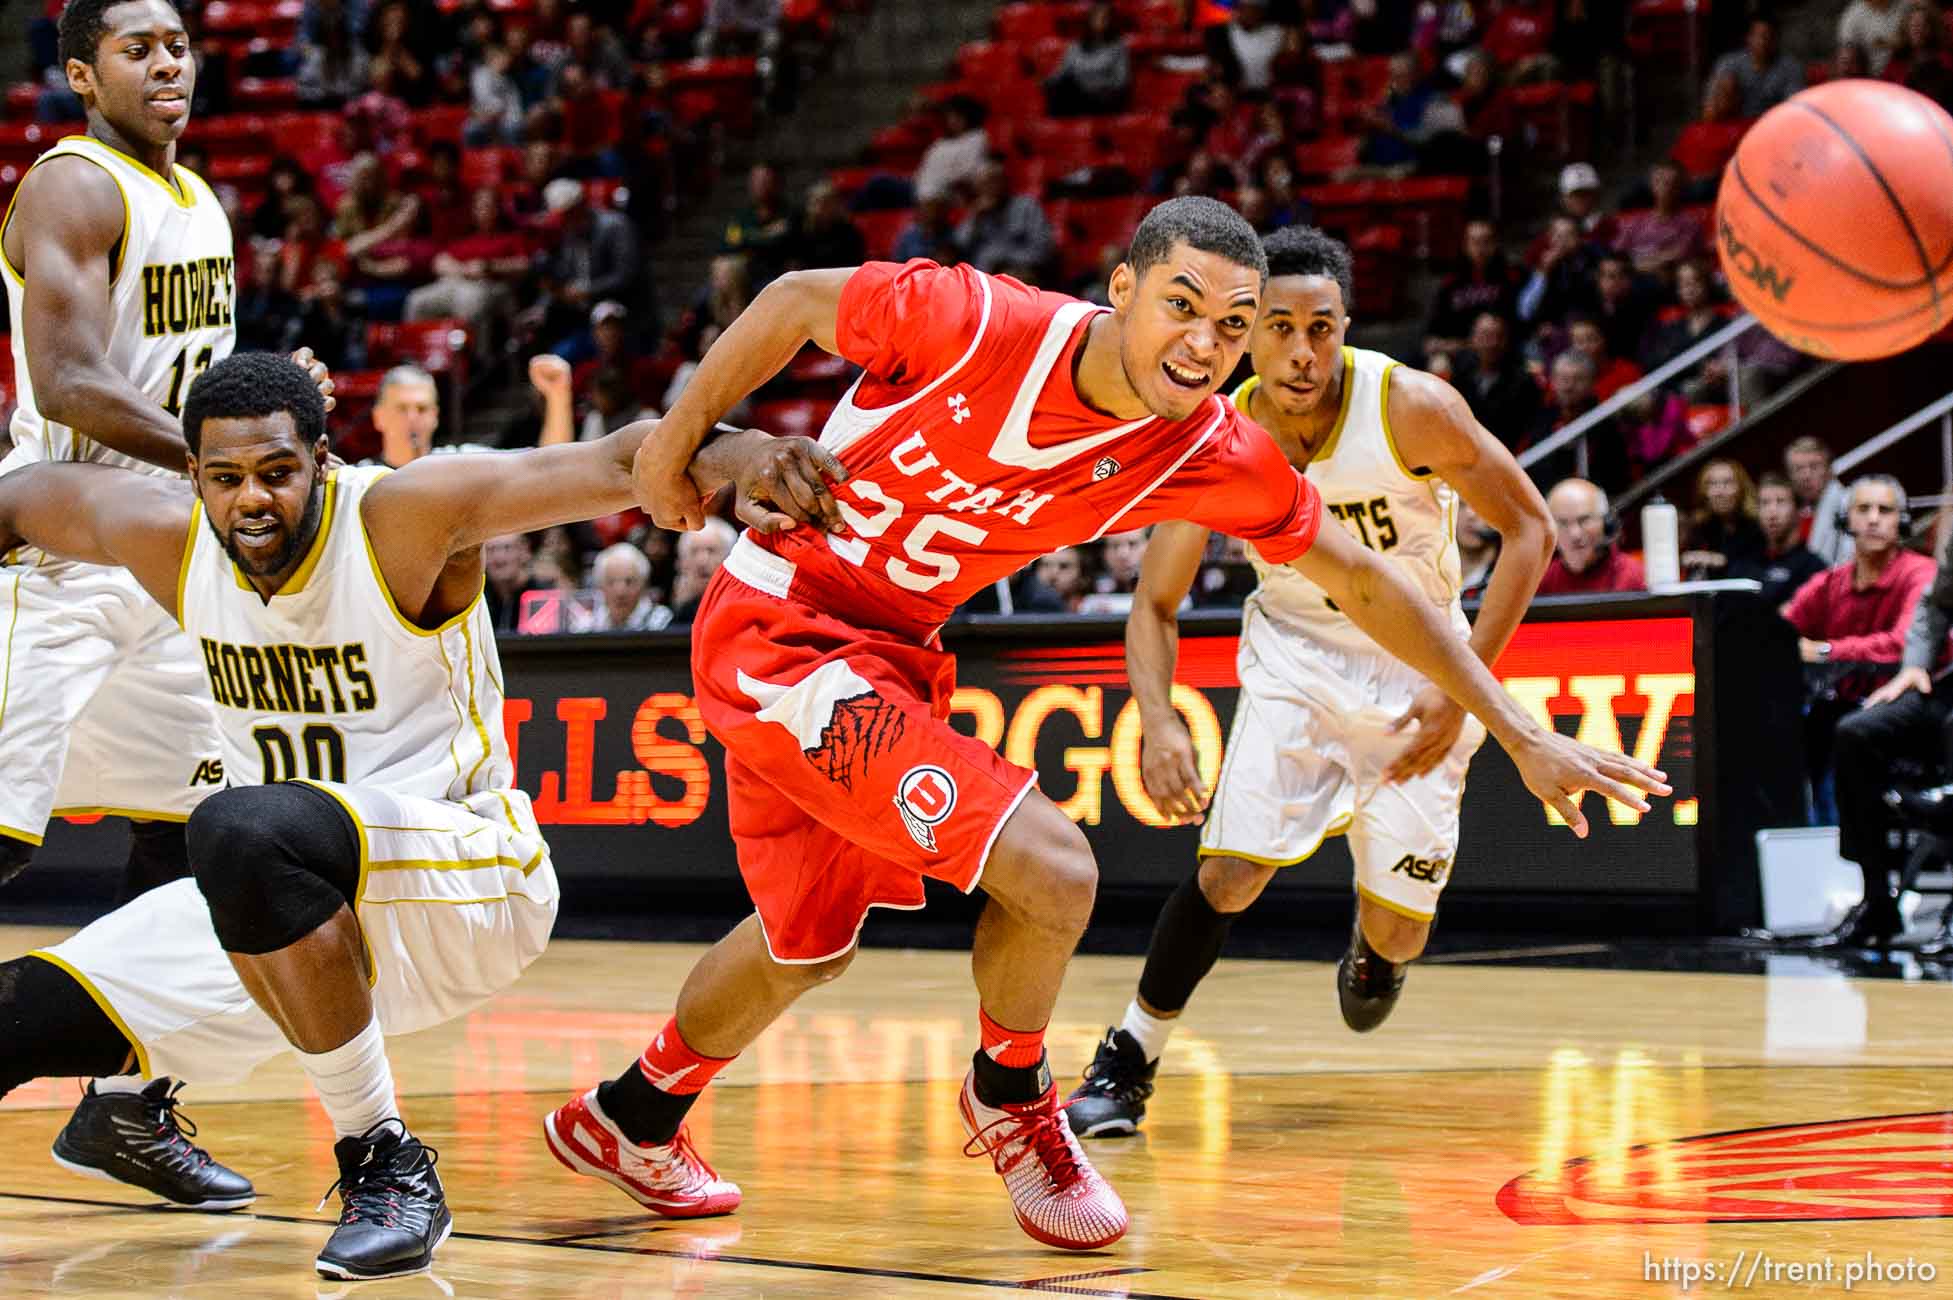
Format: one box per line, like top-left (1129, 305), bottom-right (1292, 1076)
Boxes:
top-left (1831, 389), bottom-right (1953, 489)
top-left (1517, 312), bottom-right (1759, 479)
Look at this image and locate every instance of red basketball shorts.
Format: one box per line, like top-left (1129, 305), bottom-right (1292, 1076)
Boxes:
top-left (689, 570), bottom-right (1039, 963)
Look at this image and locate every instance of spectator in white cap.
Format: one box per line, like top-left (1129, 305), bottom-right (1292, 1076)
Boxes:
top-left (1557, 162), bottom-right (1617, 245)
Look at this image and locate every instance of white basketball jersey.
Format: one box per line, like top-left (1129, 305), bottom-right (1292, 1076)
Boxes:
top-left (177, 467), bottom-right (518, 805)
top-left (1237, 346), bottom-right (1464, 645)
top-left (2, 135), bottom-right (235, 476)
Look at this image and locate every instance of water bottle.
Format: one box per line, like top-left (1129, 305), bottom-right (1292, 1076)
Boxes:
top-left (1642, 495), bottom-right (1680, 588)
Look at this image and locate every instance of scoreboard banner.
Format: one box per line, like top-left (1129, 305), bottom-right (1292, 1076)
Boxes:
top-left (492, 589), bottom-right (1804, 927)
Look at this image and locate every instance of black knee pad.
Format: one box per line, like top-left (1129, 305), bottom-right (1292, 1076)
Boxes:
top-left (188, 783), bottom-right (362, 956)
top-left (0, 835), bottom-right (33, 888)
top-left (0, 955), bottom-right (133, 1097)
top-left (120, 819), bottom-right (193, 903)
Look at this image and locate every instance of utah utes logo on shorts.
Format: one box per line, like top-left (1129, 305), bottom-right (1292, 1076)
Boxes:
top-left (894, 765), bottom-right (958, 852)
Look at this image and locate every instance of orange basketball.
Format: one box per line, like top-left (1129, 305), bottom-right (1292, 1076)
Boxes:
top-left (1715, 79), bottom-right (1953, 360)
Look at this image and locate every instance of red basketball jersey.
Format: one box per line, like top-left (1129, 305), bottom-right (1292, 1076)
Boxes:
top-left (734, 260), bottom-right (1324, 636)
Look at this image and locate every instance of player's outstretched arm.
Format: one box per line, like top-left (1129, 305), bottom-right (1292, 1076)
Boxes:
top-left (636, 267), bottom-right (854, 531)
top-left (1380, 369), bottom-right (1556, 782)
top-left (364, 421), bottom-right (845, 610)
top-left (7, 160), bottom-right (191, 472)
top-left (0, 464), bottom-right (195, 616)
top-left (1292, 523), bottom-right (1671, 837)
top-left (1127, 521), bottom-right (1213, 824)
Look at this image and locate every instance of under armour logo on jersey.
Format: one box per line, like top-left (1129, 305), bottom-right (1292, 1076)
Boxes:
top-left (947, 393), bottom-right (971, 424)
top-left (1092, 456), bottom-right (1121, 482)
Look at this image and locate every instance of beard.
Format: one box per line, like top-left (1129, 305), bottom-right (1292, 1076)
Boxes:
top-left (210, 475), bottom-right (325, 579)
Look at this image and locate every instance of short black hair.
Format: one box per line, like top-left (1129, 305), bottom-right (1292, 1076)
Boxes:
top-left (1127, 197), bottom-right (1267, 283)
top-left (60, 0), bottom-right (180, 66)
top-left (1261, 225), bottom-right (1354, 311)
top-left (182, 351), bottom-right (328, 457)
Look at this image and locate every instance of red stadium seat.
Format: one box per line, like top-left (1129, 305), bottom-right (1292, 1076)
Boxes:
top-left (234, 78), bottom-right (300, 112)
top-left (1100, 110), bottom-right (1172, 176)
top-left (1350, 225), bottom-right (1406, 317)
top-left (411, 106), bottom-right (473, 146)
top-left (1132, 63), bottom-right (1202, 109)
top-left (994, 3), bottom-right (1064, 43)
top-left (1292, 135), bottom-right (1361, 181)
top-left (750, 399), bottom-right (835, 439)
top-left (1686, 404), bottom-right (1734, 439)
top-left (852, 208), bottom-right (913, 261)
top-left (461, 147), bottom-right (524, 188)
top-left (1318, 56), bottom-right (1394, 131)
top-left (6, 83), bottom-right (41, 117)
top-left (1022, 118), bottom-right (1101, 174)
top-left (784, 345), bottom-right (857, 396)
top-left (956, 41), bottom-right (1026, 86)
top-left (1050, 195), bottom-right (1148, 278)
top-left (0, 124), bottom-right (57, 166)
top-left (1503, 81), bottom-right (1597, 162)
top-left (367, 320), bottom-right (471, 389)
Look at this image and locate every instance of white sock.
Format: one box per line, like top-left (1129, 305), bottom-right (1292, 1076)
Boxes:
top-left (89, 1074), bottom-right (148, 1096)
top-left (1120, 999), bottom-right (1175, 1064)
top-left (295, 1016), bottom-right (398, 1138)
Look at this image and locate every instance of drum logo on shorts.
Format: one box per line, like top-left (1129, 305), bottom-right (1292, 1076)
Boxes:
top-left (1390, 853), bottom-right (1449, 885)
top-left (895, 765), bottom-right (957, 852)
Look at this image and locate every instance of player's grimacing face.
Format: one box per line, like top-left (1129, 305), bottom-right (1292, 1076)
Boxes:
top-left (1110, 244), bottom-right (1260, 422)
top-left (189, 415), bottom-right (331, 583)
top-left (1250, 274), bottom-right (1348, 419)
top-left (72, 0), bottom-right (195, 146)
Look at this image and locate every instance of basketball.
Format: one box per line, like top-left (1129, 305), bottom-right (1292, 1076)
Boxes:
top-left (1716, 80), bottom-right (1953, 361)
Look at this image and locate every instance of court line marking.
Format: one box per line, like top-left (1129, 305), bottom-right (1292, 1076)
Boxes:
top-left (0, 1189), bottom-right (1184, 1298)
top-left (1423, 944), bottom-right (1616, 963)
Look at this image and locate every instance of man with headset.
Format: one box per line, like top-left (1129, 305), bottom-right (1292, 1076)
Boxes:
top-left (1821, 478), bottom-right (1953, 947)
top-left (1780, 475), bottom-right (1934, 939)
top-left (1537, 477), bottom-right (1645, 595)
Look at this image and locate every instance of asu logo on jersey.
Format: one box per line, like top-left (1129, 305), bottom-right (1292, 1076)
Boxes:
top-left (140, 256), bottom-right (236, 338)
top-left (198, 637), bottom-right (377, 716)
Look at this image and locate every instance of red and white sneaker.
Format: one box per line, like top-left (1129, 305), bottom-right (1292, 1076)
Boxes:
top-left (543, 1087), bottom-right (741, 1218)
top-left (959, 1071), bottom-right (1128, 1250)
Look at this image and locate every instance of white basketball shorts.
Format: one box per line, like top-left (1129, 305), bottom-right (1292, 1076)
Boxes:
top-left (1197, 602), bottom-right (1486, 921)
top-left (0, 556), bottom-right (224, 844)
top-left (29, 782), bottom-right (560, 1083)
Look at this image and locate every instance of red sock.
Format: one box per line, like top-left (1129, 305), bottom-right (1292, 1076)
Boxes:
top-left (978, 1006), bottom-right (1047, 1070)
top-left (635, 1016), bottom-right (734, 1095)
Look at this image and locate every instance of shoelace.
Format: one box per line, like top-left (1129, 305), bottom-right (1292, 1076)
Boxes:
top-left (633, 1126), bottom-right (720, 1190)
top-left (107, 1081), bottom-right (214, 1170)
top-left (315, 1138), bottom-right (442, 1226)
top-left (962, 1101), bottom-right (1085, 1189)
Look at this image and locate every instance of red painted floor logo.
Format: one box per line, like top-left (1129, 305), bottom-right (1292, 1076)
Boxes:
top-left (1499, 1112), bottom-right (1953, 1224)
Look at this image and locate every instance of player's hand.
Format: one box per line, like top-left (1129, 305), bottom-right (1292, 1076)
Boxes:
top-left (722, 433), bottom-right (849, 534)
top-left (1384, 684), bottom-right (1466, 784)
top-left (1867, 665), bottom-right (1933, 706)
top-left (290, 346), bottom-right (336, 414)
top-left (1508, 730), bottom-right (1670, 839)
top-left (1141, 716), bottom-right (1210, 825)
top-left (529, 353), bottom-right (572, 399)
top-left (635, 436), bottom-right (709, 531)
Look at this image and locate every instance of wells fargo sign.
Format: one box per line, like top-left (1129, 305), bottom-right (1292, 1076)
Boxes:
top-left (495, 615), bottom-right (1699, 896)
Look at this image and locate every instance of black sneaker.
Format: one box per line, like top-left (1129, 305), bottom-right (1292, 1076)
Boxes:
top-left (314, 1119), bottom-right (452, 1281)
top-left (1338, 918), bottom-right (1408, 1033)
top-left (1064, 1027), bottom-right (1158, 1138)
top-left (50, 1078), bottom-right (254, 1210)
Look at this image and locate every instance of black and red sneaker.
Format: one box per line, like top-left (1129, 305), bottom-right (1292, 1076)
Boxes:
top-left (50, 1078), bottom-right (254, 1210)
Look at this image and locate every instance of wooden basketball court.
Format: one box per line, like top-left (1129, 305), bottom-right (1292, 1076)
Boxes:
top-left (3, 925), bottom-right (1951, 1297)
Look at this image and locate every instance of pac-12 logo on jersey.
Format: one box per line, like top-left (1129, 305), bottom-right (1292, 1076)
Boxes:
top-left (894, 764), bottom-right (958, 852)
top-left (1092, 455), bottom-right (1121, 481)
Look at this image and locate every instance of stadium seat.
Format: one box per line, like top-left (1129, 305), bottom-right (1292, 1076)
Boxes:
top-left (1686, 404), bottom-right (1733, 439)
top-left (368, 320), bottom-right (471, 389)
top-left (233, 79), bottom-right (300, 112)
top-left (411, 106), bottom-right (473, 146)
top-left (852, 208), bottom-right (913, 260)
top-left (1317, 56), bottom-right (1394, 131)
top-left (995, 3), bottom-right (1065, 43)
top-left (1292, 135), bottom-right (1361, 181)
top-left (750, 398), bottom-right (836, 438)
top-left (784, 346), bottom-right (857, 396)
top-left (0, 123), bottom-right (56, 167)
top-left (1050, 195), bottom-right (1148, 278)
